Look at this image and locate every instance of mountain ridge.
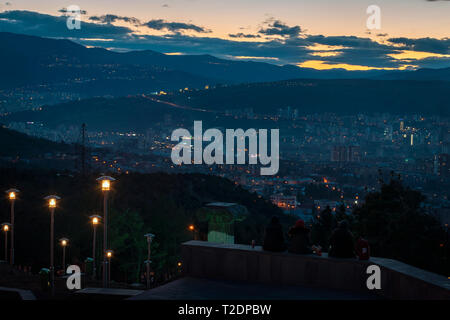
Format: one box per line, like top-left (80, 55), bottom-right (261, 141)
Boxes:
top-left (2, 31), bottom-right (449, 92)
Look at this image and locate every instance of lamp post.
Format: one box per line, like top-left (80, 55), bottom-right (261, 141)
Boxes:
top-left (105, 250), bottom-right (113, 286)
top-left (90, 215), bottom-right (101, 280)
top-left (188, 224), bottom-right (195, 240)
top-left (97, 175), bottom-right (115, 288)
top-left (45, 195), bottom-right (60, 296)
top-left (59, 238), bottom-right (69, 271)
top-left (144, 233), bottom-right (155, 289)
top-left (1, 223), bottom-right (11, 262)
top-left (6, 189), bottom-right (19, 265)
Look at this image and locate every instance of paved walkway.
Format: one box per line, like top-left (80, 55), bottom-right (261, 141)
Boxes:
top-left (130, 277), bottom-right (380, 300)
top-left (0, 286), bottom-right (36, 300)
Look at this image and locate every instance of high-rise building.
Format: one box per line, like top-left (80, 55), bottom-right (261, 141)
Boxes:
top-left (331, 146), bottom-right (361, 162)
top-left (399, 119), bottom-right (405, 131)
top-left (436, 154), bottom-right (449, 177)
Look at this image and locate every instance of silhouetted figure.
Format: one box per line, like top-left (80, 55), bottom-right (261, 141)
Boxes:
top-left (263, 216), bottom-right (286, 252)
top-left (328, 220), bottom-right (355, 258)
top-left (288, 219), bottom-right (312, 254)
top-left (355, 236), bottom-right (370, 260)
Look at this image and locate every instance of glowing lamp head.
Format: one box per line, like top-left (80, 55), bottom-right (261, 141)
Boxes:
top-left (59, 238), bottom-right (69, 247)
top-left (45, 195), bottom-right (60, 209)
top-left (102, 180), bottom-right (110, 191)
top-left (177, 262), bottom-right (182, 267)
top-left (106, 250), bottom-right (113, 258)
top-left (188, 225), bottom-right (195, 231)
top-left (6, 188), bottom-right (19, 200)
top-left (90, 215), bottom-right (101, 226)
top-left (97, 176), bottom-right (116, 192)
top-left (2, 224), bottom-right (10, 232)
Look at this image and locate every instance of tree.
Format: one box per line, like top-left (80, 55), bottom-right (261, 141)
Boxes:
top-left (109, 209), bottom-right (146, 283)
top-left (352, 178), bottom-right (448, 275)
top-left (311, 205), bottom-right (337, 251)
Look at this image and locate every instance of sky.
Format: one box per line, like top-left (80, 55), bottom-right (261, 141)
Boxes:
top-left (0, 0), bottom-right (449, 70)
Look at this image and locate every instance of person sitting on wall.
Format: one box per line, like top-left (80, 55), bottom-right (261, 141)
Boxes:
top-left (287, 219), bottom-right (313, 254)
top-left (263, 216), bottom-right (286, 252)
top-left (328, 220), bottom-right (355, 258)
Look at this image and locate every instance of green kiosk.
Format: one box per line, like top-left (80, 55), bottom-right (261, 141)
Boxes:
top-left (195, 202), bottom-right (248, 244)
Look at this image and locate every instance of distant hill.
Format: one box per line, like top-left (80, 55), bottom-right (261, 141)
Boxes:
top-left (0, 32), bottom-right (213, 92)
top-left (161, 79), bottom-right (450, 116)
top-left (2, 96), bottom-right (214, 131)
top-left (0, 126), bottom-right (71, 157)
top-left (4, 78), bottom-right (449, 133)
top-left (375, 67), bottom-right (450, 81)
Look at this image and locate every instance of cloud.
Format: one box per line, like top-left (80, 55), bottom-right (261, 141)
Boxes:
top-left (0, 10), bottom-right (132, 38)
top-left (228, 33), bottom-right (261, 38)
top-left (162, 4), bottom-right (170, 7)
top-left (58, 7), bottom-right (87, 15)
top-left (387, 37), bottom-right (450, 54)
top-left (89, 14), bottom-right (140, 25)
top-left (258, 20), bottom-right (302, 38)
top-left (143, 19), bottom-right (210, 33)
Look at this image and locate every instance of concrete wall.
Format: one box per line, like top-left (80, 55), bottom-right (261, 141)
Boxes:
top-left (181, 241), bottom-right (450, 300)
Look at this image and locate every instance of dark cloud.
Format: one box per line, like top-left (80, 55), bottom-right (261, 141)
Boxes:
top-left (89, 14), bottom-right (140, 25)
top-left (0, 10), bottom-right (132, 38)
top-left (162, 4), bottom-right (170, 8)
top-left (258, 20), bottom-right (302, 38)
top-left (305, 35), bottom-right (388, 49)
top-left (143, 19), bottom-right (210, 33)
top-left (58, 8), bottom-right (87, 15)
top-left (228, 33), bottom-right (261, 38)
top-left (387, 37), bottom-right (450, 54)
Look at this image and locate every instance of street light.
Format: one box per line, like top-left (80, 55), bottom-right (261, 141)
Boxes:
top-left (6, 188), bottom-right (19, 265)
top-left (90, 215), bottom-right (101, 280)
top-left (1, 223), bottom-right (11, 262)
top-left (105, 249), bottom-right (113, 285)
top-left (44, 195), bottom-right (60, 296)
top-left (144, 233), bottom-right (155, 289)
top-left (188, 224), bottom-right (195, 240)
top-left (59, 237), bottom-right (69, 270)
top-left (96, 175), bottom-right (115, 288)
